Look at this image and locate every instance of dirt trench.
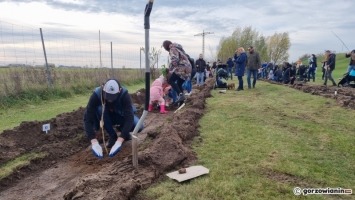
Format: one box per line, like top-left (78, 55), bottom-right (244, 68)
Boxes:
top-left (0, 78), bottom-right (214, 200)
top-left (264, 80), bottom-right (355, 110)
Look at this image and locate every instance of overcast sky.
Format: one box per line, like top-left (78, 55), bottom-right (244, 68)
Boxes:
top-left (0, 0), bottom-right (354, 67)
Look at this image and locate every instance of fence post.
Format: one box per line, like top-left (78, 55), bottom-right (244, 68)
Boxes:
top-left (39, 28), bottom-right (53, 87)
top-left (111, 41), bottom-right (114, 78)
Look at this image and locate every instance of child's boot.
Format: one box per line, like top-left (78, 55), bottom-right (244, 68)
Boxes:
top-left (148, 104), bottom-right (153, 112)
top-left (160, 104), bottom-right (168, 114)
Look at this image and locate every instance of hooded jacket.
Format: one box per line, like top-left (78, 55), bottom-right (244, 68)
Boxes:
top-left (150, 75), bottom-right (165, 101)
top-left (168, 43), bottom-right (192, 80)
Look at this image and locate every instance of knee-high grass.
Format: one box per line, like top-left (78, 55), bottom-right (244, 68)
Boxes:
top-left (0, 67), bottom-right (152, 108)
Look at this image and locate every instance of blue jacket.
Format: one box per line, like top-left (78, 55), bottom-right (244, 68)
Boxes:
top-left (234, 52), bottom-right (247, 76)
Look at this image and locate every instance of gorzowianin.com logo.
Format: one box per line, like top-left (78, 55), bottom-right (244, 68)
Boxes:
top-left (293, 187), bottom-right (352, 195)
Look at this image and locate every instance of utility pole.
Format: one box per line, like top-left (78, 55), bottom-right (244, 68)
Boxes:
top-left (194, 30), bottom-right (214, 57)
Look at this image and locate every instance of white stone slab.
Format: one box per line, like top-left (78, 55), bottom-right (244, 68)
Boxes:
top-left (166, 165), bottom-right (209, 182)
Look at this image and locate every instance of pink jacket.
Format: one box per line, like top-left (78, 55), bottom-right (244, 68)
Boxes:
top-left (150, 76), bottom-right (166, 101)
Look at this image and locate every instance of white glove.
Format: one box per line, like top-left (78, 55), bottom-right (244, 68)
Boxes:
top-left (91, 139), bottom-right (103, 158)
top-left (109, 140), bottom-right (122, 157)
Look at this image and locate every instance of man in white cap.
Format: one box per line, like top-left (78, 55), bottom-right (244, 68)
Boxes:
top-left (83, 79), bottom-right (143, 158)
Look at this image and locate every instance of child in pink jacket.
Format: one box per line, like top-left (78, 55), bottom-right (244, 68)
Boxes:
top-left (149, 75), bottom-right (168, 114)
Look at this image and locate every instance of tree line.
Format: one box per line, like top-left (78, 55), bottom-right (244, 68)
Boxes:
top-left (217, 26), bottom-right (290, 64)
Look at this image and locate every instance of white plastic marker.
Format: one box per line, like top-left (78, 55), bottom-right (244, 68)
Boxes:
top-left (335, 90), bottom-right (337, 95)
top-left (42, 123), bottom-right (50, 134)
top-left (174, 103), bottom-right (186, 113)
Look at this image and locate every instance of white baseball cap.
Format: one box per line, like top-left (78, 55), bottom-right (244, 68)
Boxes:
top-left (103, 80), bottom-right (120, 101)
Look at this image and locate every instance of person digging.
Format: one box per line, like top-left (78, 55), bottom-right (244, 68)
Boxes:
top-left (83, 79), bottom-right (143, 158)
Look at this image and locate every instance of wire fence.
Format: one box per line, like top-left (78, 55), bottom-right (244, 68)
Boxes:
top-left (0, 20), bottom-right (146, 69)
top-left (0, 20), bottom-right (162, 98)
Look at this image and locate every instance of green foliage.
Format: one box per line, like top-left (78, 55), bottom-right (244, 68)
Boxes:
top-left (218, 26), bottom-right (266, 62)
top-left (217, 26), bottom-right (290, 64)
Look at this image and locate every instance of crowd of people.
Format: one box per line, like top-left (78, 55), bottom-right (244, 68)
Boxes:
top-left (83, 39), bottom-right (355, 159)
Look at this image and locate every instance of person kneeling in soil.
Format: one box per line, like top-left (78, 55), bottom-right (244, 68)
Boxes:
top-left (83, 79), bottom-right (143, 158)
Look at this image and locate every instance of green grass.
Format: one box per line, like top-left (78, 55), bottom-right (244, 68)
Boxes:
top-left (141, 81), bottom-right (355, 200)
top-left (0, 152), bottom-right (47, 180)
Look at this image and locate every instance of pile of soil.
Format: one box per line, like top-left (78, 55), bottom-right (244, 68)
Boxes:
top-left (0, 78), bottom-right (214, 200)
top-left (264, 80), bottom-right (355, 110)
top-left (290, 82), bottom-right (355, 109)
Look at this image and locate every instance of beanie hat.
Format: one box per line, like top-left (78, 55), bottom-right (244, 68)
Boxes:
top-left (103, 79), bottom-right (120, 101)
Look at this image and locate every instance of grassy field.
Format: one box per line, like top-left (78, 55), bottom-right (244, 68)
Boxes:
top-left (141, 81), bottom-right (355, 200)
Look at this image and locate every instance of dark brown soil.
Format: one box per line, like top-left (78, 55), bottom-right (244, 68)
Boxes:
top-left (290, 82), bottom-right (355, 109)
top-left (0, 78), bottom-right (214, 200)
top-left (265, 80), bottom-right (355, 110)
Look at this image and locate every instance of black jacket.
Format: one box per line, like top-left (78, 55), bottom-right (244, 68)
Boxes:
top-left (195, 58), bottom-right (207, 73)
top-left (84, 86), bottom-right (134, 141)
top-left (327, 53), bottom-right (336, 70)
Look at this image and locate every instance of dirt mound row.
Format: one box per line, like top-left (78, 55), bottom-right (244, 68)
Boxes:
top-left (0, 78), bottom-right (214, 200)
top-left (63, 80), bottom-right (214, 200)
top-left (263, 80), bottom-right (355, 110)
top-left (290, 82), bottom-right (355, 109)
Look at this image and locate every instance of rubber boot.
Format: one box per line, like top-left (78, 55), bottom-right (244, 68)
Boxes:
top-left (160, 104), bottom-right (168, 114)
top-left (148, 104), bottom-right (153, 112)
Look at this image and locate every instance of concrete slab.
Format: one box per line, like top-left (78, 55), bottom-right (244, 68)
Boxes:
top-left (166, 165), bottom-right (209, 182)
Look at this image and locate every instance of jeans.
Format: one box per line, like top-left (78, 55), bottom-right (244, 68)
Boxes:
top-left (183, 78), bottom-right (192, 93)
top-left (308, 68), bottom-right (315, 82)
top-left (196, 72), bottom-right (205, 86)
top-left (237, 76), bottom-right (243, 89)
top-left (247, 69), bottom-right (258, 88)
top-left (324, 69), bottom-right (336, 86)
top-left (168, 89), bottom-right (177, 103)
top-left (227, 67), bottom-right (233, 80)
top-left (168, 72), bottom-right (185, 94)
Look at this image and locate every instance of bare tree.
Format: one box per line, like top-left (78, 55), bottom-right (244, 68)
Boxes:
top-left (148, 47), bottom-right (161, 79)
top-left (266, 32), bottom-right (290, 64)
